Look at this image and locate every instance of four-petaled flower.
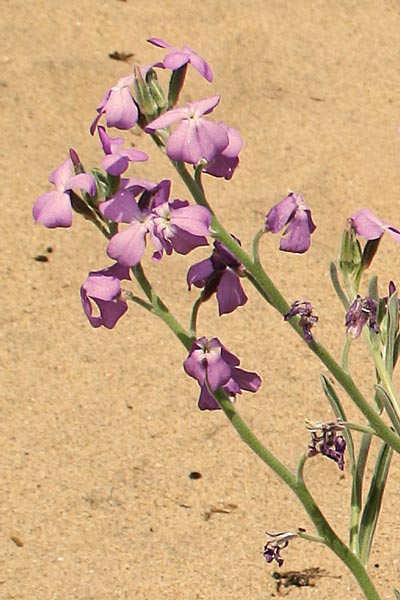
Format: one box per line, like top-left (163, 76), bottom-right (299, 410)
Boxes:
top-left (90, 74), bottom-right (138, 134)
top-left (349, 208), bottom-right (400, 243)
top-left (145, 96), bottom-right (229, 164)
top-left (265, 192), bottom-right (316, 253)
top-left (284, 300), bottom-right (318, 342)
top-left (97, 126), bottom-right (148, 176)
top-left (187, 239), bottom-right (247, 315)
top-left (147, 37), bottom-right (213, 82)
top-left (306, 418), bottom-right (347, 470)
top-left (33, 156), bottom-right (96, 228)
top-left (183, 336), bottom-right (261, 410)
top-left (263, 531), bottom-right (298, 567)
top-left (345, 295), bottom-right (379, 339)
top-left (101, 179), bottom-right (212, 267)
top-left (80, 263), bottom-right (131, 329)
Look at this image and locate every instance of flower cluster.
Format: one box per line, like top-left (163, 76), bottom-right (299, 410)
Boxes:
top-left (33, 36), bottom-right (400, 588)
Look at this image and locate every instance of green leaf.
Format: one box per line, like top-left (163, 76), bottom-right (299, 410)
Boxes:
top-left (329, 262), bottom-right (349, 309)
top-left (359, 441), bottom-right (393, 565)
top-left (374, 385), bottom-right (400, 436)
top-left (393, 589), bottom-right (400, 599)
top-left (384, 292), bottom-right (399, 376)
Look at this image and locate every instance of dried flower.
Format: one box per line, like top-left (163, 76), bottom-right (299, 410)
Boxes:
top-left (306, 418), bottom-right (346, 470)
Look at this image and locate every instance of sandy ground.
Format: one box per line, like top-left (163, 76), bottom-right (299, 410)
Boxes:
top-left (2, 1), bottom-right (400, 598)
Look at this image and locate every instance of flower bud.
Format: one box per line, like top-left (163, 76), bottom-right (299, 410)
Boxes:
top-left (339, 222), bottom-right (362, 277)
top-left (146, 68), bottom-right (167, 112)
top-left (133, 66), bottom-right (159, 122)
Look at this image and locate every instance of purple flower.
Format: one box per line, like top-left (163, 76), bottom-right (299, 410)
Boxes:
top-left (306, 419), bottom-right (347, 471)
top-left (349, 208), bottom-right (400, 243)
top-left (90, 74), bottom-right (138, 134)
top-left (145, 96), bottom-right (229, 164)
top-left (97, 126), bottom-right (148, 176)
top-left (151, 199), bottom-right (211, 260)
top-left (345, 295), bottom-right (379, 339)
top-left (265, 192), bottom-right (316, 253)
top-left (203, 126), bottom-right (243, 180)
top-left (80, 263), bottom-right (131, 329)
top-left (187, 240), bottom-right (247, 315)
top-left (147, 37), bottom-right (213, 82)
top-left (263, 531), bottom-right (298, 568)
top-left (101, 179), bottom-right (211, 267)
top-left (33, 156), bottom-right (96, 228)
top-left (183, 337), bottom-right (261, 410)
top-left (284, 300), bottom-right (318, 342)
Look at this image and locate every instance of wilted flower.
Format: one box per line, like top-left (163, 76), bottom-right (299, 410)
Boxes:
top-left (345, 295), bottom-right (379, 339)
top-left (33, 156), bottom-right (96, 228)
top-left (80, 263), bottom-right (131, 329)
top-left (147, 37), bottom-right (213, 82)
top-left (187, 239), bottom-right (247, 315)
top-left (145, 95), bottom-right (229, 164)
top-left (265, 192), bottom-right (316, 253)
top-left (284, 300), bottom-right (318, 342)
top-left (263, 531), bottom-right (298, 567)
top-left (306, 418), bottom-right (346, 470)
top-left (97, 126), bottom-right (148, 176)
top-left (349, 208), bottom-right (400, 243)
top-left (183, 336), bottom-right (261, 410)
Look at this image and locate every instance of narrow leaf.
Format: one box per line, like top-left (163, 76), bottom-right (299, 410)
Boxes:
top-left (374, 384), bottom-right (400, 436)
top-left (329, 262), bottom-right (349, 309)
top-left (359, 441), bottom-right (393, 565)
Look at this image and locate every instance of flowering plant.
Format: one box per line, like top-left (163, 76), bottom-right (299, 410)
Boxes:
top-left (33, 38), bottom-right (400, 599)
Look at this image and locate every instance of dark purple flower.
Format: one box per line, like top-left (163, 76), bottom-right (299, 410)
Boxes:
top-left (80, 263), bottom-right (131, 329)
top-left (265, 192), bottom-right (316, 253)
top-left (33, 156), bottom-right (96, 228)
top-left (284, 301), bottom-right (318, 342)
top-left (345, 295), bottom-right (379, 339)
top-left (349, 208), bottom-right (400, 243)
top-left (97, 126), bottom-right (148, 176)
top-left (145, 96), bottom-right (229, 164)
top-left (263, 531), bottom-right (298, 567)
top-left (147, 37), bottom-right (213, 82)
top-left (90, 74), bottom-right (138, 134)
top-left (183, 337), bottom-right (261, 410)
top-left (306, 419), bottom-right (347, 471)
top-left (187, 240), bottom-right (247, 315)
top-left (202, 126), bottom-right (243, 180)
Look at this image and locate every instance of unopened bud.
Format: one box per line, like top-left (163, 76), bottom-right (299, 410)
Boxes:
top-left (133, 66), bottom-right (158, 122)
top-left (339, 222), bottom-right (362, 276)
top-left (146, 68), bottom-right (167, 112)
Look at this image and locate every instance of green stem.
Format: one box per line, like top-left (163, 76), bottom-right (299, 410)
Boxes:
top-left (173, 163), bottom-right (400, 454)
top-left (214, 389), bottom-right (380, 600)
top-left (131, 263), bottom-right (193, 350)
